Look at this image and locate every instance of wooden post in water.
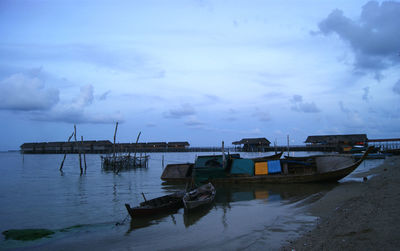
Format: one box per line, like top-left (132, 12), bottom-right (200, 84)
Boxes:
top-left (222, 141), bottom-right (226, 169)
top-left (113, 122), bottom-right (118, 172)
top-left (287, 135), bottom-right (290, 157)
top-left (162, 155), bottom-right (164, 169)
top-left (59, 131), bottom-right (74, 171)
top-left (133, 131), bottom-right (141, 167)
top-left (74, 125), bottom-right (83, 174)
top-left (81, 136), bottom-right (87, 172)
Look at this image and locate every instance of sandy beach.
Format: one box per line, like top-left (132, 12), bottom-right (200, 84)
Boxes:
top-left (283, 156), bottom-right (400, 250)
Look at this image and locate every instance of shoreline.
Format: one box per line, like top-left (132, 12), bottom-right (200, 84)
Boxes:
top-left (283, 156), bottom-right (400, 250)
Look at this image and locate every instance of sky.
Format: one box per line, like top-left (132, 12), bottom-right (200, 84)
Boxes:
top-left (0, 0), bottom-right (399, 150)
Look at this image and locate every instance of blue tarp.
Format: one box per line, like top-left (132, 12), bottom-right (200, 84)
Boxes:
top-left (267, 160), bottom-right (281, 174)
top-left (230, 159), bottom-right (254, 175)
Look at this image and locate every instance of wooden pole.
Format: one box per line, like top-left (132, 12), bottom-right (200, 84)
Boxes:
top-left (133, 131), bottom-right (141, 166)
top-left (60, 131), bottom-right (74, 171)
top-left (81, 136), bottom-right (87, 172)
top-left (74, 125), bottom-right (83, 174)
top-left (222, 141), bottom-right (225, 168)
top-left (287, 135), bottom-right (290, 157)
top-left (162, 154), bottom-right (164, 169)
top-left (141, 192), bottom-right (147, 202)
top-left (113, 122), bottom-right (118, 171)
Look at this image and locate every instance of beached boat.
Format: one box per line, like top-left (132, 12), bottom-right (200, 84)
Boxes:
top-left (183, 183), bottom-right (216, 210)
top-left (192, 147), bottom-right (373, 184)
top-left (161, 152), bottom-right (283, 183)
top-left (125, 191), bottom-right (185, 217)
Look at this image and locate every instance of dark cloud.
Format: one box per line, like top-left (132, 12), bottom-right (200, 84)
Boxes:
top-left (290, 95), bottom-right (320, 113)
top-left (393, 79), bottom-right (400, 95)
top-left (318, 1), bottom-right (400, 79)
top-left (0, 79), bottom-right (122, 124)
top-left (164, 103), bottom-right (196, 119)
top-left (0, 73), bottom-right (59, 111)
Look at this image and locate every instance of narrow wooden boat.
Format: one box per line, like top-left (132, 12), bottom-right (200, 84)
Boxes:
top-left (183, 183), bottom-right (216, 210)
top-left (125, 191), bottom-right (184, 217)
top-left (250, 151), bottom-right (283, 162)
top-left (205, 147), bottom-right (373, 184)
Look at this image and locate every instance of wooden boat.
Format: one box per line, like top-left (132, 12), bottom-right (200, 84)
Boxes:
top-left (160, 163), bottom-right (194, 182)
top-left (201, 147), bottom-right (373, 184)
top-left (125, 191), bottom-right (184, 217)
top-left (250, 151), bottom-right (283, 162)
top-left (183, 183), bottom-right (216, 210)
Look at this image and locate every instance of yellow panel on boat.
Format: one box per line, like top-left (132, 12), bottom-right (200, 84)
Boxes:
top-left (342, 146), bottom-right (352, 152)
top-left (255, 162), bottom-right (268, 175)
top-left (255, 190), bottom-right (269, 199)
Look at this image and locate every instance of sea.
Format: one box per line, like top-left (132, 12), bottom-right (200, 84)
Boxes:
top-left (0, 151), bottom-right (384, 250)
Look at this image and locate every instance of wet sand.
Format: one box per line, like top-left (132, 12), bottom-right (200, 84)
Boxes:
top-left (283, 156), bottom-right (400, 250)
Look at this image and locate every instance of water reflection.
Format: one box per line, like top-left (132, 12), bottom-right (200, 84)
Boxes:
top-left (183, 204), bottom-right (214, 228)
top-left (213, 183), bottom-right (337, 206)
top-left (128, 210), bottom-right (179, 232)
top-left (126, 182), bottom-right (338, 232)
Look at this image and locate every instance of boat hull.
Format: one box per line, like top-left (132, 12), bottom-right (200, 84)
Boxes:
top-left (125, 192), bottom-right (184, 218)
top-left (183, 183), bottom-right (216, 210)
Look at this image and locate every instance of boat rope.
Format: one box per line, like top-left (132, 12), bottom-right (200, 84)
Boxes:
top-left (115, 213), bottom-right (130, 226)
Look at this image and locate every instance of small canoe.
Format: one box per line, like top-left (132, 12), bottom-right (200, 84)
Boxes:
top-left (183, 183), bottom-right (216, 210)
top-left (125, 191), bottom-right (184, 217)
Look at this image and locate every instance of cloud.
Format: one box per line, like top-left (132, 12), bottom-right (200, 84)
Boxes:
top-left (393, 79), bottom-right (400, 95)
top-left (318, 1), bottom-right (400, 78)
top-left (204, 94), bottom-right (221, 103)
top-left (30, 84), bottom-right (122, 124)
top-left (339, 101), bottom-right (350, 113)
top-left (31, 109), bottom-right (123, 124)
top-left (252, 109), bottom-right (271, 122)
top-left (72, 84), bottom-right (94, 109)
top-left (164, 103), bottom-right (196, 119)
top-left (362, 86), bottom-right (370, 102)
top-left (0, 73), bottom-right (59, 111)
top-left (337, 101), bottom-right (364, 127)
top-left (99, 90), bottom-right (111, 101)
top-left (0, 43), bottom-right (165, 78)
top-left (184, 116), bottom-right (205, 127)
top-left (290, 95), bottom-right (320, 113)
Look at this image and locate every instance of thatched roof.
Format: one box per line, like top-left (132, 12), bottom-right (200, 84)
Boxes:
top-left (305, 134), bottom-right (367, 144)
top-left (232, 138), bottom-right (271, 145)
top-left (168, 141), bottom-right (190, 146)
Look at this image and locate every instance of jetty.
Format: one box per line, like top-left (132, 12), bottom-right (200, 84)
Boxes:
top-left (19, 135), bottom-right (400, 154)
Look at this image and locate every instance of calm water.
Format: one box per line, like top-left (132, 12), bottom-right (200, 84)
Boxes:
top-left (0, 151), bottom-right (383, 250)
